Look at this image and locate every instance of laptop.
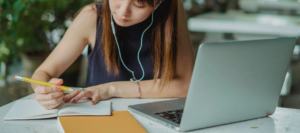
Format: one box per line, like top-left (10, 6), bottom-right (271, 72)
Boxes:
top-left (128, 37), bottom-right (297, 132)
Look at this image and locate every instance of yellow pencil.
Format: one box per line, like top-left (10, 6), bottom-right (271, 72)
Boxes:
top-left (15, 75), bottom-right (74, 92)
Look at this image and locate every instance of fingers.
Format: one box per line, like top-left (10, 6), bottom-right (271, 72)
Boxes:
top-left (39, 95), bottom-right (64, 110)
top-left (64, 87), bottom-right (103, 105)
top-left (35, 89), bottom-right (64, 110)
top-left (35, 86), bottom-right (62, 94)
top-left (64, 89), bottom-right (82, 103)
top-left (91, 94), bottom-right (101, 105)
top-left (72, 91), bottom-right (89, 103)
top-left (36, 91), bottom-right (64, 101)
top-left (49, 78), bottom-right (64, 85)
top-left (34, 78), bottom-right (63, 94)
top-left (33, 78), bottom-right (64, 110)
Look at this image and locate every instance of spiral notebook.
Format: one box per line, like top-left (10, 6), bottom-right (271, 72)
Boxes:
top-left (4, 99), bottom-right (111, 120)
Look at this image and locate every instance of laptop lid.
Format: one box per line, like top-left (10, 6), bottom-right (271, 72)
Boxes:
top-left (180, 37), bottom-right (296, 131)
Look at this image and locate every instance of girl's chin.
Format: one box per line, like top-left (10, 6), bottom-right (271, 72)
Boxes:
top-left (114, 22), bottom-right (134, 27)
top-left (113, 19), bottom-right (135, 27)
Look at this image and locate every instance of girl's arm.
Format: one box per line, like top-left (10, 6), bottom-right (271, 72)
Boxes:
top-left (31, 5), bottom-right (97, 109)
top-left (65, 0), bottom-right (195, 104)
top-left (31, 5), bottom-right (97, 89)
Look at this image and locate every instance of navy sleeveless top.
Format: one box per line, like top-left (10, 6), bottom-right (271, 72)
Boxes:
top-left (86, 5), bottom-right (154, 87)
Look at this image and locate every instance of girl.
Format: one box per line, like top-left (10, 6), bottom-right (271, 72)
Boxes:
top-left (31, 0), bottom-right (194, 110)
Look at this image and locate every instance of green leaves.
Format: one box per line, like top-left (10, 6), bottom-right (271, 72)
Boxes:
top-left (13, 0), bottom-right (25, 12)
top-left (0, 42), bottom-right (10, 63)
top-left (0, 0), bottom-right (95, 63)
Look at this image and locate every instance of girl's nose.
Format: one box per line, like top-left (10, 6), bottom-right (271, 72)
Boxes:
top-left (119, 2), bottom-right (131, 17)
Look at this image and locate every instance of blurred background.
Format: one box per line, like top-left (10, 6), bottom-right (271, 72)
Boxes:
top-left (1, 0), bottom-right (300, 108)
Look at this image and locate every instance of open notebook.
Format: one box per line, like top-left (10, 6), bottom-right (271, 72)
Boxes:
top-left (4, 99), bottom-right (111, 120)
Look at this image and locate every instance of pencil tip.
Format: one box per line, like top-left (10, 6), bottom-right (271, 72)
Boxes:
top-left (69, 88), bottom-right (74, 91)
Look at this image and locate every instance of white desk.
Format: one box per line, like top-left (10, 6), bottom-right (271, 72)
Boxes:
top-left (1, 94), bottom-right (300, 133)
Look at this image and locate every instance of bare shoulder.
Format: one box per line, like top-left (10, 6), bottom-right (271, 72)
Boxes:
top-left (79, 3), bottom-right (98, 17)
top-left (75, 3), bottom-right (98, 23)
top-left (70, 3), bottom-right (98, 45)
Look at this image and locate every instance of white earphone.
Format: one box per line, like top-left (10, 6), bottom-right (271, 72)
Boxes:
top-left (110, 0), bottom-right (162, 82)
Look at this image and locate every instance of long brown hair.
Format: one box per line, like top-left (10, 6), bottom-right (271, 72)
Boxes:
top-left (95, 0), bottom-right (178, 88)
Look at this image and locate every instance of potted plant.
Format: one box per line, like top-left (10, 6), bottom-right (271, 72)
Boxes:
top-left (0, 0), bottom-right (94, 89)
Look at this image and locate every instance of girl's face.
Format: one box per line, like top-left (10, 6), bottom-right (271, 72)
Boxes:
top-left (109, 0), bottom-right (155, 27)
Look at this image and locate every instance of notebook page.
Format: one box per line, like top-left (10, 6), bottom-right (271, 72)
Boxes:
top-left (58, 99), bottom-right (111, 116)
top-left (4, 100), bottom-right (58, 120)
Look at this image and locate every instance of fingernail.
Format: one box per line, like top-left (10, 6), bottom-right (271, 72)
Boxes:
top-left (57, 87), bottom-right (61, 91)
top-left (70, 98), bottom-right (75, 103)
top-left (64, 98), bottom-right (68, 103)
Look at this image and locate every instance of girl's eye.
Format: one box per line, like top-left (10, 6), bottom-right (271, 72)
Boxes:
top-left (134, 2), bottom-right (146, 8)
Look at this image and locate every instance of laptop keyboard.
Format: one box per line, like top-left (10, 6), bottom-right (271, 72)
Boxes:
top-left (154, 109), bottom-right (183, 124)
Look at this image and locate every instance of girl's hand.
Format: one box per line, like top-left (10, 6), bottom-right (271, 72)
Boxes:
top-left (63, 84), bottom-right (112, 105)
top-left (34, 78), bottom-right (64, 110)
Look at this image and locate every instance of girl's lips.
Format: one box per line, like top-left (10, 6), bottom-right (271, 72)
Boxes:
top-left (116, 15), bottom-right (128, 22)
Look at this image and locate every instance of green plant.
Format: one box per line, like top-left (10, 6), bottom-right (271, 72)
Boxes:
top-left (0, 0), bottom-right (95, 80)
top-left (0, 0), bottom-right (95, 63)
